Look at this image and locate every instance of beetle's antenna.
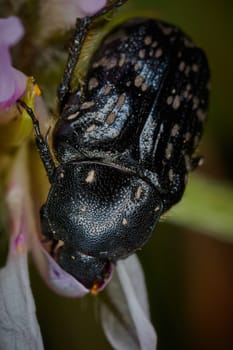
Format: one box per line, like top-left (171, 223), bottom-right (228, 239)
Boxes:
top-left (58, 0), bottom-right (128, 108)
top-left (18, 100), bottom-right (56, 183)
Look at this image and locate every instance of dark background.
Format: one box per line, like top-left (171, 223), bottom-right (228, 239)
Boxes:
top-left (30, 1), bottom-right (233, 349)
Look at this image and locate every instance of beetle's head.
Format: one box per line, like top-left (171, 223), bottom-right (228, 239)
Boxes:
top-left (40, 161), bottom-right (163, 289)
top-left (57, 246), bottom-right (112, 290)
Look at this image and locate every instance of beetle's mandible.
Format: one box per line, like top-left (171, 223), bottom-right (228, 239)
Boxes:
top-left (20, 0), bottom-right (210, 290)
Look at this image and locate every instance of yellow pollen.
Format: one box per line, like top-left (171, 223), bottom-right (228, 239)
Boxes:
top-left (91, 283), bottom-right (100, 295)
top-left (34, 83), bottom-right (41, 96)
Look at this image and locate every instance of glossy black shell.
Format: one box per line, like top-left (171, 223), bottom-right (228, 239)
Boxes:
top-left (41, 18), bottom-right (210, 288)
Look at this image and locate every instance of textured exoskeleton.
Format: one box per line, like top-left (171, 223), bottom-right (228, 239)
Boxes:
top-left (22, 5), bottom-right (210, 289)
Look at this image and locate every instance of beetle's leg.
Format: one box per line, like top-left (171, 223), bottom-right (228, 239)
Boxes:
top-left (57, 17), bottom-right (91, 107)
top-left (18, 100), bottom-right (56, 183)
top-left (58, 0), bottom-right (128, 107)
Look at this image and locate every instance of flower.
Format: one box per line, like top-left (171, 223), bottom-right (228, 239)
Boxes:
top-left (0, 2), bottom-right (157, 349)
top-left (0, 17), bottom-right (27, 112)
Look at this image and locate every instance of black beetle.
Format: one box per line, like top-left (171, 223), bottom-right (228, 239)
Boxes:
top-left (20, 0), bottom-right (210, 290)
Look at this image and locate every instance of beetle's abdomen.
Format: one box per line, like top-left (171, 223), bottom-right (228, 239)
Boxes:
top-left (53, 18), bottom-right (209, 211)
top-left (55, 18), bottom-right (209, 166)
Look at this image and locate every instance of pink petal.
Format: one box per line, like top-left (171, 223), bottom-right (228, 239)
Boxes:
top-left (0, 47), bottom-right (27, 109)
top-left (101, 255), bottom-right (157, 350)
top-left (9, 68), bottom-right (27, 103)
top-left (0, 16), bottom-right (24, 46)
top-left (0, 16), bottom-right (26, 110)
top-left (0, 46), bottom-right (14, 103)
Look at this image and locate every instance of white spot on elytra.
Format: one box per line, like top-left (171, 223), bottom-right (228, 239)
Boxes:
top-left (80, 101), bottom-right (95, 110)
top-left (196, 108), bottom-right (206, 122)
top-left (192, 64), bottom-right (199, 72)
top-left (184, 38), bottom-right (194, 48)
top-left (192, 97), bottom-right (200, 110)
top-left (162, 26), bottom-right (173, 35)
top-left (53, 240), bottom-right (64, 255)
top-left (134, 75), bottom-right (144, 87)
top-left (86, 124), bottom-right (96, 132)
top-left (67, 111), bottom-right (80, 120)
top-left (149, 49), bottom-right (154, 57)
top-left (171, 124), bottom-right (180, 137)
top-left (144, 36), bottom-right (152, 45)
top-left (193, 135), bottom-right (200, 148)
top-left (103, 85), bottom-right (112, 96)
top-left (119, 54), bottom-right (126, 67)
top-left (141, 83), bottom-right (149, 91)
top-left (184, 132), bottom-right (192, 142)
top-left (185, 155), bottom-right (192, 171)
top-left (85, 169), bottom-right (95, 184)
top-left (116, 94), bottom-right (125, 108)
top-left (172, 95), bottom-right (181, 110)
top-left (134, 63), bottom-right (141, 71)
top-left (167, 95), bottom-right (173, 105)
top-left (155, 48), bottom-right (162, 58)
top-left (165, 143), bottom-right (173, 159)
top-left (108, 57), bottom-right (117, 69)
top-left (139, 49), bottom-right (146, 59)
top-left (168, 168), bottom-right (174, 182)
top-left (106, 112), bottom-right (116, 125)
top-left (198, 157), bottom-right (204, 166)
top-left (179, 61), bottom-right (185, 71)
top-left (183, 90), bottom-right (189, 98)
top-left (185, 66), bottom-right (190, 76)
top-left (122, 217), bottom-right (127, 225)
top-left (88, 77), bottom-right (99, 90)
top-left (135, 185), bottom-right (143, 199)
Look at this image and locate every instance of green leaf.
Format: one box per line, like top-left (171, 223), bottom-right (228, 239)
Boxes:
top-left (168, 175), bottom-right (233, 243)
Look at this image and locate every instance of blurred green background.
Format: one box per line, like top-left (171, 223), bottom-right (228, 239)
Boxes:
top-left (29, 0), bottom-right (233, 349)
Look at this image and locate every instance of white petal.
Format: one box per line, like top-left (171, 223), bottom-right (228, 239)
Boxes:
top-left (40, 248), bottom-right (90, 298)
top-left (101, 255), bottom-right (157, 350)
top-left (0, 230), bottom-right (44, 350)
top-left (0, 147), bottom-right (44, 349)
